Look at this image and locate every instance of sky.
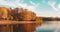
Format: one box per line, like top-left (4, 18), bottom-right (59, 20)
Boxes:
top-left (0, 0), bottom-right (60, 17)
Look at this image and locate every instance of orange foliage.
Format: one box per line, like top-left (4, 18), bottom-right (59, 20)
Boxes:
top-left (0, 7), bottom-right (8, 19)
top-left (0, 7), bottom-right (43, 32)
top-left (36, 17), bottom-right (43, 26)
top-left (18, 9), bottom-right (36, 21)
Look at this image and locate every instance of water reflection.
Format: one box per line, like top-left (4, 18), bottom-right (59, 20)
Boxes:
top-left (35, 21), bottom-right (60, 32)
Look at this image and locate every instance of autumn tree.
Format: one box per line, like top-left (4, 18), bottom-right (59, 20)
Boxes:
top-left (18, 9), bottom-right (36, 21)
top-left (0, 7), bottom-right (12, 20)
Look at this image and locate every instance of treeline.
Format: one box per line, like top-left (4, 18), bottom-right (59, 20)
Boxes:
top-left (0, 6), bottom-right (43, 26)
top-left (0, 7), bottom-right (36, 21)
top-left (0, 7), bottom-right (43, 32)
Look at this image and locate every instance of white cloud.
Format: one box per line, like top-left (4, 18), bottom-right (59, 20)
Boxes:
top-left (29, 0), bottom-right (40, 12)
top-left (30, 0), bottom-right (39, 7)
top-left (0, 0), bottom-right (18, 8)
top-left (48, 1), bottom-right (58, 11)
top-left (57, 4), bottom-right (60, 9)
top-left (0, 0), bottom-right (36, 10)
top-left (30, 1), bottom-right (36, 6)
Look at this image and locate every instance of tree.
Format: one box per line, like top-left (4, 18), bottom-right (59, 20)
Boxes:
top-left (0, 7), bottom-right (12, 20)
top-left (36, 17), bottom-right (43, 26)
top-left (18, 9), bottom-right (36, 21)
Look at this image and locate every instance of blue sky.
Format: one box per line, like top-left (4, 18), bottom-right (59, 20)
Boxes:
top-left (0, 0), bottom-right (60, 17)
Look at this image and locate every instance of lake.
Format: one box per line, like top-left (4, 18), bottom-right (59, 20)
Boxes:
top-left (35, 21), bottom-right (60, 32)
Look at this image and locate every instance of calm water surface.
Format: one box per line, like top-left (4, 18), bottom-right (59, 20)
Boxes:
top-left (35, 21), bottom-right (60, 32)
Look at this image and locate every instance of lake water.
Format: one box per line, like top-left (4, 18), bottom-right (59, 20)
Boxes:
top-left (35, 21), bottom-right (60, 32)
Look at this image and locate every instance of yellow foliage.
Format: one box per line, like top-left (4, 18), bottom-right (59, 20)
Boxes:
top-left (36, 17), bottom-right (43, 26)
top-left (0, 7), bottom-right (12, 19)
top-left (18, 9), bottom-right (36, 21)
